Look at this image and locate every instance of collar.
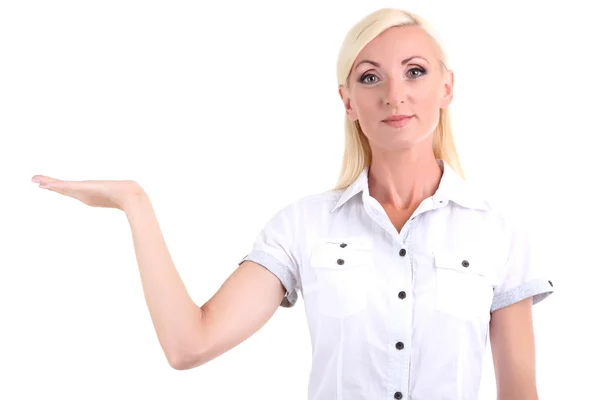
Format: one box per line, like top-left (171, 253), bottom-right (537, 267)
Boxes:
top-left (330, 159), bottom-right (490, 213)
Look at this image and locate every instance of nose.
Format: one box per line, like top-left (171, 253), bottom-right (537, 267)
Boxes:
top-left (383, 77), bottom-right (406, 107)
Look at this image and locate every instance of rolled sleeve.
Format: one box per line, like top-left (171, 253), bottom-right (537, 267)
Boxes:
top-left (238, 204), bottom-right (300, 308)
top-left (491, 210), bottom-right (555, 313)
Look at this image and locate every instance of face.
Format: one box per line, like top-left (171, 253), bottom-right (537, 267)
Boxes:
top-left (339, 25), bottom-right (454, 153)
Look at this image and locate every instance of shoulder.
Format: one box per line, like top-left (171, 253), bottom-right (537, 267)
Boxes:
top-left (269, 187), bottom-right (344, 218)
top-left (254, 188), bottom-right (344, 238)
top-left (467, 183), bottom-right (533, 245)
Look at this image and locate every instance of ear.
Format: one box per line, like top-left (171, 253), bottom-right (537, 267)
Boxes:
top-left (440, 69), bottom-right (454, 109)
top-left (338, 84), bottom-right (358, 121)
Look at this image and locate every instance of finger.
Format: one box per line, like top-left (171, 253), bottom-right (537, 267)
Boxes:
top-left (58, 182), bottom-right (90, 198)
top-left (32, 176), bottom-right (79, 197)
top-left (32, 175), bottom-right (65, 186)
top-left (38, 181), bottom-right (70, 196)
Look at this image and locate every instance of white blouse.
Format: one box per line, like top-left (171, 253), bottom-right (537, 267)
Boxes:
top-left (239, 159), bottom-right (554, 400)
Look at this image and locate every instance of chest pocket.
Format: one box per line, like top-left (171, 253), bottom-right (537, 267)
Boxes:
top-left (310, 237), bottom-right (374, 319)
top-left (434, 251), bottom-right (496, 320)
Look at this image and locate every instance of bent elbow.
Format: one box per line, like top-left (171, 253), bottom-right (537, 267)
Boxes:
top-left (168, 344), bottom-right (209, 370)
top-left (168, 353), bottom-right (194, 370)
top-left (168, 354), bottom-right (188, 370)
top-left (168, 309), bottom-right (211, 370)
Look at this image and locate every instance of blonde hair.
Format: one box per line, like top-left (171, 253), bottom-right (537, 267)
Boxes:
top-left (333, 8), bottom-right (465, 190)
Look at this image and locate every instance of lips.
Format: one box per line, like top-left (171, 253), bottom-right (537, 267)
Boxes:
top-left (382, 115), bottom-right (413, 128)
top-left (383, 115), bottom-right (413, 122)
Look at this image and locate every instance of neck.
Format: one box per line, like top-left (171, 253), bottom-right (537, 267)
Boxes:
top-left (367, 150), bottom-right (442, 211)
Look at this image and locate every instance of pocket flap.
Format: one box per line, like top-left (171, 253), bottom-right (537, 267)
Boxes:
top-left (310, 237), bottom-right (373, 270)
top-left (434, 252), bottom-right (489, 277)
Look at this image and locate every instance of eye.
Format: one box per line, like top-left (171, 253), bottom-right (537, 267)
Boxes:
top-left (359, 73), bottom-right (380, 84)
top-left (407, 67), bottom-right (427, 79)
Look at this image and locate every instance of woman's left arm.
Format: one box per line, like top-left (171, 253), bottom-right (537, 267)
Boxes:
top-left (490, 297), bottom-right (538, 400)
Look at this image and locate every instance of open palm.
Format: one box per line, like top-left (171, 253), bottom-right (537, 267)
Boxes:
top-left (31, 175), bottom-right (143, 211)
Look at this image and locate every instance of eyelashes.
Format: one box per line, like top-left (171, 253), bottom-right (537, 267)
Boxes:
top-left (359, 67), bottom-right (427, 84)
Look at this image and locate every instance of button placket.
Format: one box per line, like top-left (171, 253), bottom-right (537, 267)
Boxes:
top-left (395, 245), bottom-right (409, 399)
top-left (398, 246), bottom-right (408, 297)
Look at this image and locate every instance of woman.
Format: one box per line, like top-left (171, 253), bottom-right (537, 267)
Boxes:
top-left (31, 8), bottom-right (553, 400)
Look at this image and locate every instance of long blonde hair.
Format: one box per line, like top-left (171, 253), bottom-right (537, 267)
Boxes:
top-left (333, 8), bottom-right (465, 190)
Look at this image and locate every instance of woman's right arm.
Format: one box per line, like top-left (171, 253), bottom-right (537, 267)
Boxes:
top-left (31, 175), bottom-right (286, 371)
top-left (124, 191), bottom-right (287, 370)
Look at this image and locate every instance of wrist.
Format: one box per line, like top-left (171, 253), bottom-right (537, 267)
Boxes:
top-left (122, 182), bottom-right (150, 214)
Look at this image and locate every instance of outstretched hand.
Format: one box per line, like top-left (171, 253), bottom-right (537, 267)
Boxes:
top-left (31, 175), bottom-right (145, 211)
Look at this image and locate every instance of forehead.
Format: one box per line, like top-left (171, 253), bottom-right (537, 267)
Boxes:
top-left (353, 25), bottom-right (437, 67)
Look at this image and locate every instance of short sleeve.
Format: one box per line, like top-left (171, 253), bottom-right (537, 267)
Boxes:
top-left (238, 203), bottom-right (300, 308)
top-left (490, 210), bottom-right (555, 312)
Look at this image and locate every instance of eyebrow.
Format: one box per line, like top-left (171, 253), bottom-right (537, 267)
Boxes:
top-left (354, 55), bottom-right (427, 69)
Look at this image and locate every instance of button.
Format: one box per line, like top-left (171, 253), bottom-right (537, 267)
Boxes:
top-left (337, 259), bottom-right (345, 265)
top-left (394, 392), bottom-right (403, 399)
top-left (399, 248), bottom-right (406, 257)
top-left (395, 341), bottom-right (404, 350)
top-left (462, 260), bottom-right (469, 267)
top-left (398, 291), bottom-right (406, 299)
top-left (340, 243), bottom-right (347, 248)
top-left (549, 280), bottom-right (553, 287)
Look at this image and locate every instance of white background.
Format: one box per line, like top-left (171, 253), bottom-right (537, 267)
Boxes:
top-left (1, 0), bottom-right (597, 399)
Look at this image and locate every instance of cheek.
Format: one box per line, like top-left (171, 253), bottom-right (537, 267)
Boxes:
top-left (414, 87), bottom-right (442, 119)
top-left (413, 85), bottom-right (440, 107)
top-left (354, 95), bottom-right (379, 120)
